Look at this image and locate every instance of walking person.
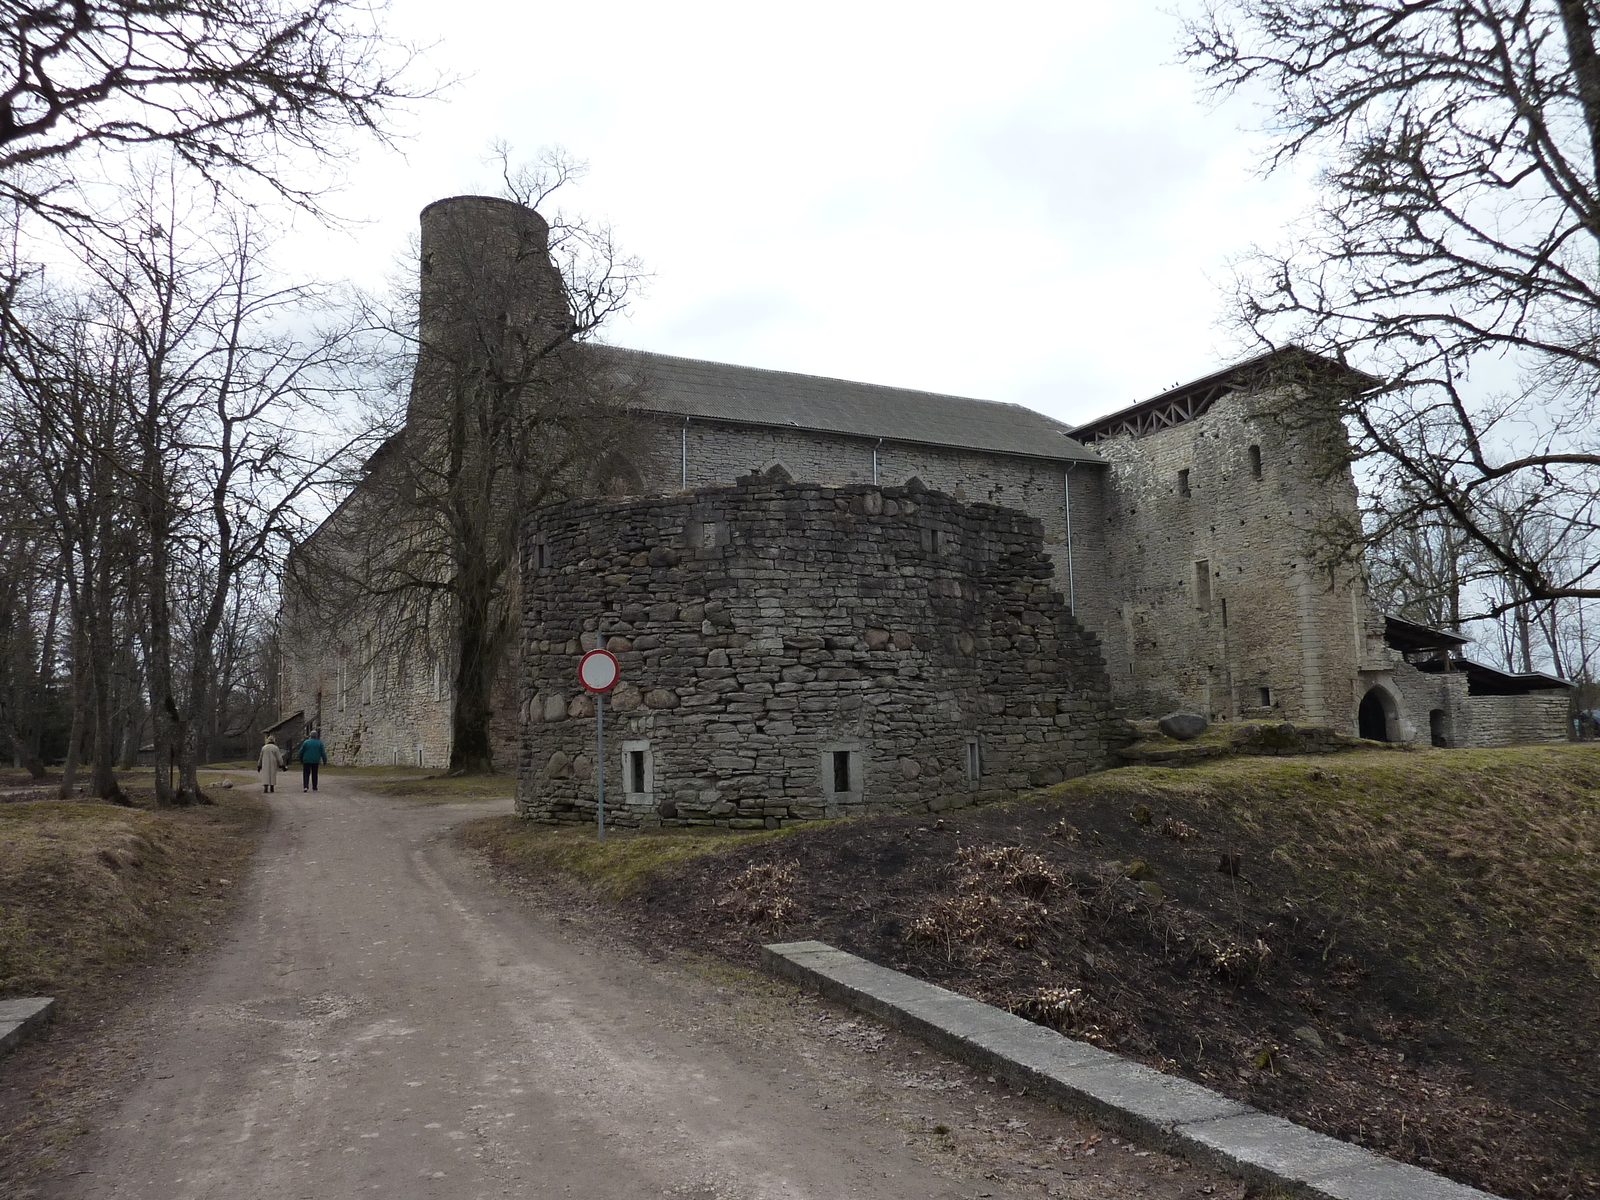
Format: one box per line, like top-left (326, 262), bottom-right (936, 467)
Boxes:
top-left (299, 729), bottom-right (328, 792)
top-left (257, 735), bottom-right (285, 793)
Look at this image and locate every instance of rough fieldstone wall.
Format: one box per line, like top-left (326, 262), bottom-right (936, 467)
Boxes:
top-left (628, 417), bottom-right (1113, 635)
top-left (1089, 389), bottom-right (1370, 733)
top-left (516, 476), bottom-right (1128, 828)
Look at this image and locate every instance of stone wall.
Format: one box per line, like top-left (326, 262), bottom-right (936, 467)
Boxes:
top-left (626, 415), bottom-right (1110, 629)
top-left (1088, 388), bottom-right (1369, 732)
top-left (516, 475), bottom-right (1129, 828)
top-left (278, 578), bottom-right (462, 768)
top-left (1384, 662), bottom-right (1469, 746)
top-left (1456, 693), bottom-right (1571, 747)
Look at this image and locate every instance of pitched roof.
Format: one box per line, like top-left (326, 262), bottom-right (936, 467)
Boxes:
top-left (1070, 346), bottom-right (1380, 444)
top-left (598, 347), bottom-right (1102, 464)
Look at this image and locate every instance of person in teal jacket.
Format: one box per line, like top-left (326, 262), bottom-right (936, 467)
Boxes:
top-left (299, 731), bottom-right (328, 792)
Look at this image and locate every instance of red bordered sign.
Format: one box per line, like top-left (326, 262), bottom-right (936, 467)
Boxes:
top-left (578, 648), bottom-right (620, 694)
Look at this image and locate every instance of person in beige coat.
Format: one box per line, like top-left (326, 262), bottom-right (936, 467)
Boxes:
top-left (258, 735), bottom-right (286, 792)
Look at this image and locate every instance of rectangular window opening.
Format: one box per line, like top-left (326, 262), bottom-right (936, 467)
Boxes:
top-left (1260, 686), bottom-right (1273, 707)
top-left (1178, 468), bottom-right (1191, 497)
top-left (532, 541), bottom-right (550, 570)
top-left (1248, 445), bottom-right (1262, 479)
top-left (1194, 560), bottom-right (1212, 613)
top-left (1220, 597), bottom-right (1228, 628)
top-left (832, 750), bottom-right (852, 794)
top-left (965, 739), bottom-right (982, 783)
top-left (626, 750), bottom-right (647, 794)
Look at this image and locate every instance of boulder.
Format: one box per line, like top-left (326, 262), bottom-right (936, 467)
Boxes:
top-left (1158, 711), bottom-right (1208, 741)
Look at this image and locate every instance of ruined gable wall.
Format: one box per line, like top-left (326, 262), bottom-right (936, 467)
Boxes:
top-left (1091, 389), bottom-right (1368, 732)
top-left (622, 416), bottom-right (1114, 637)
top-left (516, 478), bottom-right (1127, 828)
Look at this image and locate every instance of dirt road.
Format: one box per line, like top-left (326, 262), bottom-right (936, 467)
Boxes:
top-left (49, 778), bottom-right (1229, 1200)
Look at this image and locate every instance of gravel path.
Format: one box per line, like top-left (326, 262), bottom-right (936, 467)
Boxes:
top-left (47, 776), bottom-right (1233, 1200)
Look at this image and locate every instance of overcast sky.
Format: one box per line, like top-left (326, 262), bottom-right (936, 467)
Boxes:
top-left (279, 0), bottom-right (1312, 428)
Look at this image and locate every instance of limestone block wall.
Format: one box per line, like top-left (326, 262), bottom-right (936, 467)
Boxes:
top-left (278, 601), bottom-right (460, 768)
top-left (1456, 693), bottom-right (1571, 747)
top-left (1385, 662), bottom-right (1472, 746)
top-left (516, 476), bottom-right (1128, 828)
top-left (628, 417), bottom-right (1114, 636)
top-left (1089, 389), bottom-right (1367, 732)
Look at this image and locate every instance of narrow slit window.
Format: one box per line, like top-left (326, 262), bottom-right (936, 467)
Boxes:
top-left (1260, 686), bottom-right (1273, 707)
top-left (1220, 597), bottom-right (1229, 628)
top-left (1248, 445), bottom-right (1262, 478)
top-left (832, 750), bottom-right (852, 794)
top-left (1178, 468), bottom-right (1191, 497)
top-left (531, 541), bottom-right (550, 570)
top-left (965, 739), bottom-right (981, 782)
top-left (1194, 560), bottom-right (1212, 613)
top-left (626, 750), bottom-right (647, 794)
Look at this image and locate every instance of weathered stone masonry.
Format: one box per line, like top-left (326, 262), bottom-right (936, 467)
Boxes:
top-left (516, 476), bottom-right (1130, 828)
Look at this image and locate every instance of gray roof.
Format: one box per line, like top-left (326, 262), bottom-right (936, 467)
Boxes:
top-left (599, 347), bottom-right (1101, 464)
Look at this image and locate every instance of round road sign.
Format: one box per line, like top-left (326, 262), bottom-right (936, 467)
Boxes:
top-left (578, 648), bottom-right (620, 693)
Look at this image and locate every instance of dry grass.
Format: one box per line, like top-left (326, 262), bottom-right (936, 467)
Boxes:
top-left (1043, 744), bottom-right (1600, 992)
top-left (455, 817), bottom-right (803, 900)
top-left (0, 793), bottom-right (266, 1008)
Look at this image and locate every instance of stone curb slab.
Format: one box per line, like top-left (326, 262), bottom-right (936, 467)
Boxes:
top-left (762, 941), bottom-right (1500, 1200)
top-left (0, 997), bottom-right (56, 1057)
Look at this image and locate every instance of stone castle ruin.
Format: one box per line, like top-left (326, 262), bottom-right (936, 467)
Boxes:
top-left (519, 475), bottom-right (1126, 827)
top-left (278, 196), bottom-right (1572, 817)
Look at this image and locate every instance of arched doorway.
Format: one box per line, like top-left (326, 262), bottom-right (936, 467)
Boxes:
top-left (1358, 687), bottom-right (1396, 741)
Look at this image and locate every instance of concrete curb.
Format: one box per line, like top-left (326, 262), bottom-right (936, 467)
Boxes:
top-left (0, 997), bottom-right (56, 1057)
top-left (762, 940), bottom-right (1500, 1200)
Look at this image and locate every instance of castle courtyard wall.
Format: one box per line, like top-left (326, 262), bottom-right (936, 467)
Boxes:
top-left (516, 477), bottom-right (1128, 828)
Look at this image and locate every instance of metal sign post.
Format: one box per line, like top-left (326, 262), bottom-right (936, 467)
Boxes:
top-left (578, 647), bottom-right (621, 842)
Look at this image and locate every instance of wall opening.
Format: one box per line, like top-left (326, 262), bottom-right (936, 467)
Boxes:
top-left (821, 745), bottom-right (861, 801)
top-left (832, 750), bottom-right (851, 793)
top-left (1259, 686), bottom-right (1273, 707)
top-left (1220, 598), bottom-right (1228, 628)
top-left (622, 740), bottom-right (654, 799)
top-left (1429, 708), bottom-right (1448, 748)
top-left (1194, 560), bottom-right (1212, 613)
top-left (1178, 468), bottom-right (1191, 497)
top-left (1358, 687), bottom-right (1398, 741)
top-left (1248, 445), bottom-right (1262, 478)
top-left (965, 738), bottom-right (981, 783)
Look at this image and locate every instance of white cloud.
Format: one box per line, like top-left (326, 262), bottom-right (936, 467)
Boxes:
top-left (274, 0), bottom-right (1314, 426)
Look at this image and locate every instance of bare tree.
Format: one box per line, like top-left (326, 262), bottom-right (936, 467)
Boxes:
top-left (290, 151), bottom-right (648, 774)
top-left (0, 0), bottom-right (431, 228)
top-left (1184, 1), bottom-right (1600, 620)
top-left (0, 181), bottom-right (379, 803)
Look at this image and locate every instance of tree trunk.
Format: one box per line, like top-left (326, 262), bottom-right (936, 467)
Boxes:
top-left (0, 700), bottom-right (45, 778)
top-left (448, 583), bottom-right (498, 774)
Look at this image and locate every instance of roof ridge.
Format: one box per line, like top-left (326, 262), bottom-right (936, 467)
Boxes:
top-left (598, 345), bottom-right (1063, 421)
